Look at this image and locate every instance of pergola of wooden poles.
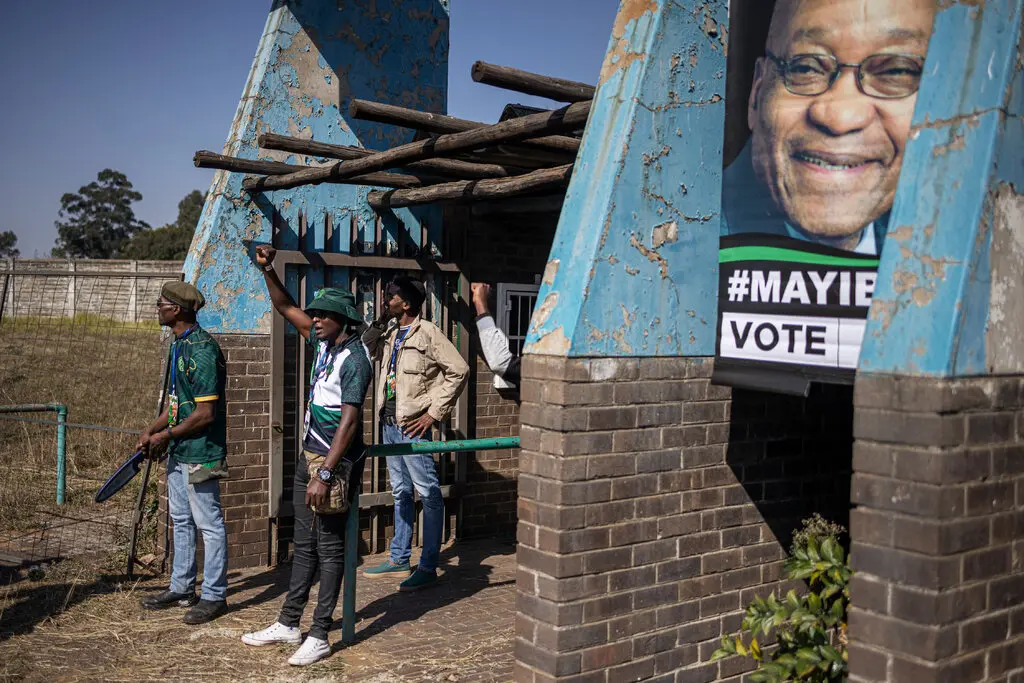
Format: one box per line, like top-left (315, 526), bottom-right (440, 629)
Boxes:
top-left (194, 61), bottom-right (596, 212)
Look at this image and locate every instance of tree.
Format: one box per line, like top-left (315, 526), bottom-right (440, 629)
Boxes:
top-left (122, 190), bottom-right (206, 260)
top-left (52, 169), bottom-right (150, 259)
top-left (0, 231), bottom-right (18, 258)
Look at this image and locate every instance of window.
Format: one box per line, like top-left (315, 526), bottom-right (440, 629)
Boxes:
top-left (497, 283), bottom-right (539, 356)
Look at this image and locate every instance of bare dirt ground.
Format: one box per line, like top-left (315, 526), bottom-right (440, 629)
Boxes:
top-left (0, 539), bottom-right (517, 683)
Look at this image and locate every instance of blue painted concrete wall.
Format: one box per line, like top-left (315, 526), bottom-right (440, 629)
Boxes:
top-left (524, 0), bottom-right (728, 357)
top-left (859, 0), bottom-right (1023, 377)
top-left (183, 0), bottom-right (448, 334)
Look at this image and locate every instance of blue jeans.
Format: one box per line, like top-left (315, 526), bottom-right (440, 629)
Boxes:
top-left (167, 457), bottom-right (228, 601)
top-left (383, 421), bottom-right (443, 573)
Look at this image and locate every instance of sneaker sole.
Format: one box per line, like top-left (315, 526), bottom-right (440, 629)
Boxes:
top-left (288, 652), bottom-right (331, 666)
top-left (362, 569), bottom-right (411, 579)
top-left (242, 635), bottom-right (302, 647)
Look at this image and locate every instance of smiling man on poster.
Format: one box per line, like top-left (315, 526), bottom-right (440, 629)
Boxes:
top-left (722, 0), bottom-right (936, 256)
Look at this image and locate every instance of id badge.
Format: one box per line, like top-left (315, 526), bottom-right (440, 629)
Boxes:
top-left (168, 393), bottom-right (179, 425)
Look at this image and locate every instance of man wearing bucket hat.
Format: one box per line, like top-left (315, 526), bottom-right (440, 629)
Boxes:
top-left (136, 281), bottom-right (229, 625)
top-left (241, 245), bottom-right (372, 666)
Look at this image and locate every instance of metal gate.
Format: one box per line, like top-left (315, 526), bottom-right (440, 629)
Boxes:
top-left (266, 215), bottom-right (470, 558)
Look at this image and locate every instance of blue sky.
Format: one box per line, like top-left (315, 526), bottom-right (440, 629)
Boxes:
top-left (0, 0), bottom-right (618, 258)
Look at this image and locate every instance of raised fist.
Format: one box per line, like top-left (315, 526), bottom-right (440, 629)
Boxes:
top-left (255, 244), bottom-right (277, 268)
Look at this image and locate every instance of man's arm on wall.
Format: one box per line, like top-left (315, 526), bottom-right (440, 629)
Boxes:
top-left (476, 315), bottom-right (518, 383)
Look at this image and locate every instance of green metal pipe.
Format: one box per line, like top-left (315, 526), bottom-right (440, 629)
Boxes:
top-left (0, 403), bottom-right (68, 504)
top-left (365, 436), bottom-right (519, 458)
top-left (55, 405), bottom-right (67, 505)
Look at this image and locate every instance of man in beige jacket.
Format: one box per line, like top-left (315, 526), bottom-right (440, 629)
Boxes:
top-left (361, 276), bottom-right (469, 590)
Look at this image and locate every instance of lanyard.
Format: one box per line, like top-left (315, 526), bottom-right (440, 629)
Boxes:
top-left (169, 325), bottom-right (199, 393)
top-left (308, 340), bottom-right (337, 406)
top-left (388, 327), bottom-right (411, 373)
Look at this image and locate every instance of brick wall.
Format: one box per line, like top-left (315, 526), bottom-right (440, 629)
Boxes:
top-left (452, 208), bottom-right (559, 539)
top-left (461, 356), bottom-right (521, 538)
top-left (514, 355), bottom-right (854, 682)
top-left (220, 334), bottom-right (272, 569)
top-left (1, 258), bottom-right (183, 322)
top-left (848, 374), bottom-right (1024, 682)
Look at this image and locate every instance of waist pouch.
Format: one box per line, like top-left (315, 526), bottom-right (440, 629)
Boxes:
top-left (187, 459), bottom-right (229, 485)
top-left (304, 450), bottom-right (352, 515)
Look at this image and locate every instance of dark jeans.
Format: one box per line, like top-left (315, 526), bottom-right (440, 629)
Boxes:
top-left (278, 452), bottom-right (361, 640)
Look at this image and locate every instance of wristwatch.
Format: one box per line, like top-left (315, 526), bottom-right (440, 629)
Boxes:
top-left (263, 263), bottom-right (275, 273)
top-left (315, 466), bottom-right (334, 484)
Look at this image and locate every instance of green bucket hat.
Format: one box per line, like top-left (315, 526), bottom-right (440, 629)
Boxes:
top-left (304, 287), bottom-right (362, 323)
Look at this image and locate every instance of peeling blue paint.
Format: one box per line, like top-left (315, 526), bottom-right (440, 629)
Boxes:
top-left (859, 0), bottom-right (1023, 377)
top-left (524, 0), bottom-right (727, 357)
top-left (183, 0), bottom-right (448, 333)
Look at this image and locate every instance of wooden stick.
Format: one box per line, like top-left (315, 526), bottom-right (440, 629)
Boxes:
top-left (245, 101), bottom-right (590, 192)
top-left (367, 164), bottom-right (573, 210)
top-left (193, 151), bottom-right (431, 190)
top-left (471, 61), bottom-right (596, 102)
top-left (258, 133), bottom-right (526, 179)
top-left (348, 99), bottom-right (581, 153)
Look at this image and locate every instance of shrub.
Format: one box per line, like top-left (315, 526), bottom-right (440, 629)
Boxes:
top-left (711, 515), bottom-right (851, 682)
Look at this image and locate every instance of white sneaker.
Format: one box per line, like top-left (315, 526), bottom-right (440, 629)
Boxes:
top-left (241, 621), bottom-right (302, 646)
top-left (288, 636), bottom-right (332, 666)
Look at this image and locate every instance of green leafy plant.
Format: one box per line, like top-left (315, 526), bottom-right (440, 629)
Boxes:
top-left (711, 515), bottom-right (852, 682)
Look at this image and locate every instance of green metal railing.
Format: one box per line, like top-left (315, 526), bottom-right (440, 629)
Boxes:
top-left (0, 404), bottom-right (68, 504)
top-left (340, 436), bottom-right (520, 643)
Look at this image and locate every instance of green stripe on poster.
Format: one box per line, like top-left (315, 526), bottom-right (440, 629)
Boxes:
top-left (720, 246), bottom-right (880, 267)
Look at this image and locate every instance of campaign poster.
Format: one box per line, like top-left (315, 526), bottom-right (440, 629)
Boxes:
top-left (713, 0), bottom-right (936, 394)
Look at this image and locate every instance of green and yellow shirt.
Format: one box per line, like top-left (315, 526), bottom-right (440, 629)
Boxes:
top-left (167, 326), bottom-right (227, 464)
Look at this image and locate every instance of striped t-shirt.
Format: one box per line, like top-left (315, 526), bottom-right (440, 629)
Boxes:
top-left (302, 333), bottom-right (372, 457)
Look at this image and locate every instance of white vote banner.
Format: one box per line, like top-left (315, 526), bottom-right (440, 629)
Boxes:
top-left (720, 312), bottom-right (866, 370)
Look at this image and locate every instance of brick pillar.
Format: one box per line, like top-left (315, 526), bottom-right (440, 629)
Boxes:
top-left (158, 334), bottom-right (272, 571)
top-left (514, 355), bottom-right (854, 682)
top-left (848, 375), bottom-right (1024, 682)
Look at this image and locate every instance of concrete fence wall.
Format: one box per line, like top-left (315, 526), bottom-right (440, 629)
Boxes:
top-left (0, 259), bottom-right (184, 324)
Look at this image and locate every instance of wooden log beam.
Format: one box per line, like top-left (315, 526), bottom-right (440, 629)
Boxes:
top-left (348, 99), bottom-right (581, 153)
top-left (193, 151), bottom-right (431, 190)
top-left (471, 61), bottom-right (596, 103)
top-left (244, 102), bottom-right (590, 192)
top-left (367, 164), bottom-right (573, 210)
top-left (258, 133), bottom-right (526, 180)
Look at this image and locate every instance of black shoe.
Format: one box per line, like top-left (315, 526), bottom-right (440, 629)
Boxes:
top-left (183, 599), bottom-right (228, 625)
top-left (141, 590), bottom-right (199, 610)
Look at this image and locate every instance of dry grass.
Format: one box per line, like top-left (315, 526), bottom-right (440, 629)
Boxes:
top-left (0, 568), bottom-right (327, 682)
top-left (0, 317), bottom-right (166, 563)
top-left (0, 542), bottom-right (519, 683)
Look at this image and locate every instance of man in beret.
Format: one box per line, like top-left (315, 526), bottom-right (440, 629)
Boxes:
top-left (240, 245), bottom-right (372, 666)
top-left (136, 281), bottom-right (229, 625)
top-left (362, 276), bottom-right (468, 591)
